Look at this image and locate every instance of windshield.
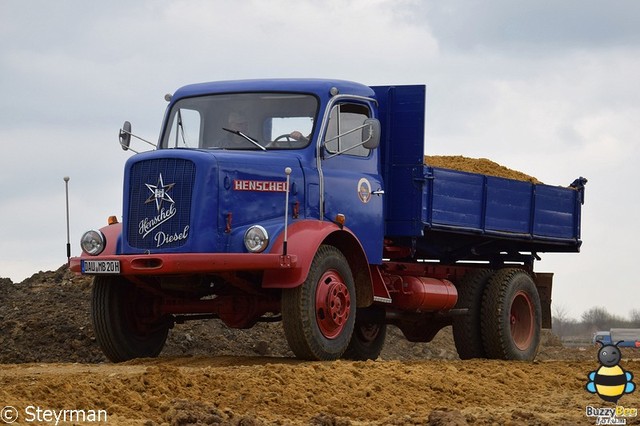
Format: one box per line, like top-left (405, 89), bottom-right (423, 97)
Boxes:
top-left (161, 93), bottom-right (318, 150)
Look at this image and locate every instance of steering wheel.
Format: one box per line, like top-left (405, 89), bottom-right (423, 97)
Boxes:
top-left (267, 133), bottom-right (296, 148)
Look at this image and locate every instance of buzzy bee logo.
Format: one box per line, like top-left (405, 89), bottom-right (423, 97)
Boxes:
top-left (587, 341), bottom-right (635, 403)
top-left (585, 340), bottom-right (637, 424)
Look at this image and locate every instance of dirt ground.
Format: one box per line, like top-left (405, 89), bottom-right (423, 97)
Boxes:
top-left (2, 267), bottom-right (640, 425)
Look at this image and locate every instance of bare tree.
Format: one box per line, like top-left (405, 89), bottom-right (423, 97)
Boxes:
top-left (552, 303), bottom-right (571, 337)
top-left (629, 309), bottom-right (640, 327)
top-left (581, 306), bottom-right (613, 331)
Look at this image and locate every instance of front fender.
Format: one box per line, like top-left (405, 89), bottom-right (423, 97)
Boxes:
top-left (262, 220), bottom-right (373, 307)
top-left (100, 222), bottom-right (123, 255)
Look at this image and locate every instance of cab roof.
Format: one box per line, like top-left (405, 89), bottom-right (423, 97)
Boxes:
top-left (171, 78), bottom-right (376, 101)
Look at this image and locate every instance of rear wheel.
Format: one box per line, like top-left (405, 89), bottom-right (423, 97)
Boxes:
top-left (452, 269), bottom-right (494, 359)
top-left (343, 307), bottom-right (386, 361)
top-left (481, 268), bottom-right (541, 361)
top-left (282, 245), bottom-right (356, 360)
top-left (92, 276), bottom-right (170, 362)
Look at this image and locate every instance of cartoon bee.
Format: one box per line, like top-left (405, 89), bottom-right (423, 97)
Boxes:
top-left (586, 340), bottom-right (636, 403)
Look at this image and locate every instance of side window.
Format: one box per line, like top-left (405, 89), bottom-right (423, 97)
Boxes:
top-left (324, 103), bottom-right (371, 157)
top-left (166, 108), bottom-right (202, 148)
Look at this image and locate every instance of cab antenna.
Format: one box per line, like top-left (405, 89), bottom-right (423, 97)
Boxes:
top-left (64, 176), bottom-right (71, 263)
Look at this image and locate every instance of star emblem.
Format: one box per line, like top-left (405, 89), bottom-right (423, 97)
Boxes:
top-left (145, 173), bottom-right (176, 211)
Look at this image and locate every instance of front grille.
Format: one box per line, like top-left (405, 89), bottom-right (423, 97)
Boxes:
top-left (127, 158), bottom-right (195, 250)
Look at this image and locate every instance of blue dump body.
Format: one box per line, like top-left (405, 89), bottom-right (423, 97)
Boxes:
top-left (373, 85), bottom-right (584, 262)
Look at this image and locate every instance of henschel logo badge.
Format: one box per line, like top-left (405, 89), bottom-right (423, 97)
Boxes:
top-left (358, 178), bottom-right (372, 203)
top-left (138, 173), bottom-right (179, 241)
top-left (145, 173), bottom-right (175, 211)
top-left (358, 178), bottom-right (371, 204)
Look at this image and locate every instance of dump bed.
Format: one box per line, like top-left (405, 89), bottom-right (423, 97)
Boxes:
top-left (420, 166), bottom-right (584, 255)
top-left (373, 84), bottom-right (585, 261)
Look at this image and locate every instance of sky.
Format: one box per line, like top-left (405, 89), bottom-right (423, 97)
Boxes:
top-left (1, 0), bottom-right (639, 321)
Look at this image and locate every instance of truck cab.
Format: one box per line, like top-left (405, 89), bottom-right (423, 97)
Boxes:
top-left (152, 80), bottom-right (384, 263)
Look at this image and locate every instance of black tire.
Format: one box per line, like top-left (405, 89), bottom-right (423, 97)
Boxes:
top-left (480, 268), bottom-right (541, 361)
top-left (281, 245), bottom-right (356, 360)
top-left (92, 276), bottom-right (170, 362)
top-left (343, 307), bottom-right (387, 361)
top-left (452, 269), bottom-right (494, 359)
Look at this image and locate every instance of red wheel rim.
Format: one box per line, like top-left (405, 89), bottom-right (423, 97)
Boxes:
top-left (315, 269), bottom-right (351, 339)
top-left (510, 290), bottom-right (534, 350)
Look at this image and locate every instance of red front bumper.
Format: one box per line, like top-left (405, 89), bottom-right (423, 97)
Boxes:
top-left (69, 252), bottom-right (297, 276)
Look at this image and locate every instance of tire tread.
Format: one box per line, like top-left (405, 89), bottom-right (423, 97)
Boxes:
top-left (452, 269), bottom-right (494, 359)
top-left (480, 268), bottom-right (541, 361)
top-left (282, 245), bottom-right (355, 360)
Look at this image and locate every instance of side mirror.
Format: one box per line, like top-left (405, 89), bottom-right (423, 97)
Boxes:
top-left (119, 121), bottom-right (132, 151)
top-left (362, 118), bottom-right (380, 149)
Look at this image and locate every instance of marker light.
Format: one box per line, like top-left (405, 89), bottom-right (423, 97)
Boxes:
top-left (108, 216), bottom-right (119, 225)
top-left (244, 225), bottom-right (269, 253)
top-left (80, 230), bottom-right (106, 256)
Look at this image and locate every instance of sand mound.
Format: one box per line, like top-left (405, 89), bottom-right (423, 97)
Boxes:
top-left (425, 155), bottom-right (541, 184)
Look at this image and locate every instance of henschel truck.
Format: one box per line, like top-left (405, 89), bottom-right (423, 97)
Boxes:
top-left (69, 79), bottom-right (586, 362)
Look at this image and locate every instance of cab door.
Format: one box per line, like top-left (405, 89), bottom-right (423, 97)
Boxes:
top-left (320, 101), bottom-right (384, 264)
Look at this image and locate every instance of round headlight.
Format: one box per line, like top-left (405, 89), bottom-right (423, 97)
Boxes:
top-left (244, 225), bottom-right (269, 253)
top-left (81, 230), bottom-right (106, 256)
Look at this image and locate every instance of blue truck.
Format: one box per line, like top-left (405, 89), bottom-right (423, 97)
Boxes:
top-left (593, 329), bottom-right (640, 348)
top-left (70, 79), bottom-right (586, 362)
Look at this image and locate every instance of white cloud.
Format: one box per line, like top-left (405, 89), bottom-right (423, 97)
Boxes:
top-left (412, 0), bottom-right (640, 52)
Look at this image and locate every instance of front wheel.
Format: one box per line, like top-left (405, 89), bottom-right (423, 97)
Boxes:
top-left (281, 245), bottom-right (356, 360)
top-left (92, 276), bottom-right (170, 362)
top-left (480, 268), bottom-right (541, 361)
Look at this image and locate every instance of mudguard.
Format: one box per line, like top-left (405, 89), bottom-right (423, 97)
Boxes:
top-left (263, 220), bottom-right (374, 307)
top-left (100, 222), bottom-right (122, 255)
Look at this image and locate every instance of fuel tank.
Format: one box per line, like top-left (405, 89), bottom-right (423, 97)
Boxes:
top-left (385, 274), bottom-right (458, 312)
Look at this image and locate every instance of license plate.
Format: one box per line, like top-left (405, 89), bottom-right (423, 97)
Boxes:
top-left (82, 260), bottom-right (121, 274)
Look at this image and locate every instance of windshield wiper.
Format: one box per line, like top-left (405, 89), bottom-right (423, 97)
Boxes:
top-left (177, 110), bottom-right (189, 147)
top-left (222, 128), bottom-right (266, 151)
